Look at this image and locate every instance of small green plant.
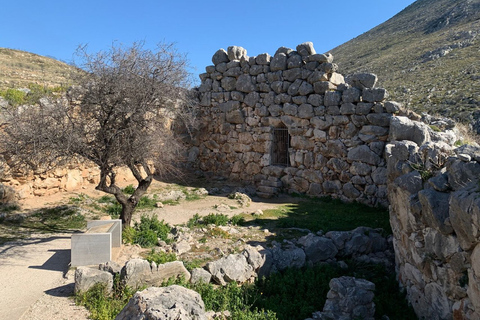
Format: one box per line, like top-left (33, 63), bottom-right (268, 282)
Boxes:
top-left (122, 185), bottom-right (135, 195)
top-left (230, 214), bottom-right (246, 226)
top-left (429, 124), bottom-right (441, 132)
top-left (137, 195), bottom-right (158, 209)
top-left (187, 213), bottom-right (202, 228)
top-left (0, 88), bottom-right (26, 106)
top-left (144, 249), bottom-right (177, 265)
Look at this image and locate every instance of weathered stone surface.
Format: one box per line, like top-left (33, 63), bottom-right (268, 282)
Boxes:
top-left (212, 49), bottom-right (229, 65)
top-left (206, 254), bottom-right (255, 285)
top-left (314, 277), bottom-right (375, 320)
top-left (75, 267), bottom-right (113, 294)
top-left (115, 285), bottom-right (207, 320)
top-left (227, 46), bottom-right (247, 61)
top-left (346, 73), bottom-right (377, 89)
top-left (236, 74), bottom-right (256, 93)
top-left (418, 189), bottom-right (453, 235)
top-left (389, 116), bottom-right (431, 146)
top-left (296, 42), bottom-right (316, 56)
top-left (298, 233), bottom-right (338, 263)
top-left (121, 259), bottom-right (191, 289)
top-left (347, 145), bottom-right (381, 166)
top-left (271, 246), bottom-right (306, 271)
top-left (190, 268), bottom-right (212, 284)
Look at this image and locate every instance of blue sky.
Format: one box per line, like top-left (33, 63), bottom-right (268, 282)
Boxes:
top-left (1, 0), bottom-right (416, 84)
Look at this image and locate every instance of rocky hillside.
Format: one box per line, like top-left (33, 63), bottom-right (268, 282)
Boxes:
top-left (331, 0), bottom-right (480, 130)
top-left (0, 48), bottom-right (77, 90)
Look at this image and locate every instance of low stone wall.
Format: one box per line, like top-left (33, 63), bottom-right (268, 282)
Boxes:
top-left (1, 162), bottom-right (136, 200)
top-left (192, 42), bottom-right (407, 206)
top-left (387, 116), bottom-right (480, 319)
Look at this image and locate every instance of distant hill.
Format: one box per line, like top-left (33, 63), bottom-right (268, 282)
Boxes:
top-left (0, 48), bottom-right (77, 90)
top-left (331, 0), bottom-right (480, 129)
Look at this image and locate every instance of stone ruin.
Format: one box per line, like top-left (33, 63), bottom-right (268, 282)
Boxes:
top-left (190, 42), bottom-right (480, 319)
top-left (192, 42), bottom-right (402, 207)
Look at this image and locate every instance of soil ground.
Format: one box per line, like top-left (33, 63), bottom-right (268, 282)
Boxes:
top-left (0, 178), bottom-right (292, 320)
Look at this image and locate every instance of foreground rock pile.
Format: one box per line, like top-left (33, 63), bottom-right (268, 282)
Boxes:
top-left (75, 225), bottom-right (393, 319)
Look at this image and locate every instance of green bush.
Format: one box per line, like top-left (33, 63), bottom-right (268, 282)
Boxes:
top-left (1, 88), bottom-right (26, 106)
top-left (186, 213), bottom-right (202, 228)
top-left (145, 249), bottom-right (177, 265)
top-left (124, 214), bottom-right (172, 247)
top-left (230, 214), bottom-right (246, 226)
top-left (203, 213), bottom-right (229, 226)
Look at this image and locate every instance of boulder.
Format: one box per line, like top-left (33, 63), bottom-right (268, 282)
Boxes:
top-left (121, 259), bottom-right (191, 289)
top-left (115, 285), bottom-right (207, 320)
top-left (345, 73), bottom-right (377, 89)
top-left (212, 49), bottom-right (229, 65)
top-left (298, 233), bottom-right (338, 263)
top-left (190, 268), bottom-right (212, 284)
top-left (311, 277), bottom-right (375, 320)
top-left (206, 254), bottom-right (255, 285)
top-left (271, 246), bottom-right (306, 271)
top-left (75, 266), bottom-right (113, 294)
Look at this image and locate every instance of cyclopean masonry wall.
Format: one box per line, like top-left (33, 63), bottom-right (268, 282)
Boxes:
top-left (387, 116), bottom-right (480, 319)
top-left (193, 42), bottom-right (480, 319)
top-left (193, 42), bottom-right (401, 206)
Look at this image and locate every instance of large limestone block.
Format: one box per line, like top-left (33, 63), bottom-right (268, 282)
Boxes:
top-left (116, 285), bottom-right (207, 320)
top-left (345, 73), bottom-right (378, 89)
top-left (75, 266), bottom-right (113, 294)
top-left (121, 259), bottom-right (191, 289)
top-left (389, 116), bottom-right (431, 146)
top-left (271, 246), bottom-right (306, 271)
top-left (206, 254), bottom-right (255, 285)
top-left (212, 49), bottom-right (229, 65)
top-left (449, 186), bottom-right (480, 250)
top-left (298, 233), bottom-right (338, 263)
top-left (227, 46), bottom-right (247, 61)
top-left (418, 189), bottom-right (453, 235)
top-left (347, 145), bottom-right (381, 166)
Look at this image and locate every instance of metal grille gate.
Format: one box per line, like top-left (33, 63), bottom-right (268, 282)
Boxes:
top-left (272, 126), bottom-right (290, 166)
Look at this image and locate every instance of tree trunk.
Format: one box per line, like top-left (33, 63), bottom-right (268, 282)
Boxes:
top-left (120, 200), bottom-right (136, 228)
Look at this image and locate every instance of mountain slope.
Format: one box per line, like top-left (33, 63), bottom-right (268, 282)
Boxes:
top-left (331, 0), bottom-right (480, 128)
top-left (0, 48), bottom-right (77, 90)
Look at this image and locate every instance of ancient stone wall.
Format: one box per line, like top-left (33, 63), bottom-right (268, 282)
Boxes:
top-left (387, 116), bottom-right (480, 319)
top-left (193, 42), bottom-right (401, 206)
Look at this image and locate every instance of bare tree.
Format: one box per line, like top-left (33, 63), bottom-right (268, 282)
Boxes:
top-left (1, 42), bottom-right (195, 227)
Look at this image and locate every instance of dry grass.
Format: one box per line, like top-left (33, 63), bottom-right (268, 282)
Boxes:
top-left (0, 48), bottom-right (78, 90)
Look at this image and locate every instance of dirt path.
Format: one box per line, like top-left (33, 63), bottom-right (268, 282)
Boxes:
top-left (0, 180), bottom-right (291, 320)
top-left (0, 234), bottom-right (76, 319)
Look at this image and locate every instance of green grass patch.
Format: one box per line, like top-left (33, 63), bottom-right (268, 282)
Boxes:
top-left (245, 197), bottom-right (391, 235)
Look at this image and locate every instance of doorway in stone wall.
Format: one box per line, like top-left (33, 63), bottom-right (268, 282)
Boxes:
top-left (272, 124), bottom-right (290, 166)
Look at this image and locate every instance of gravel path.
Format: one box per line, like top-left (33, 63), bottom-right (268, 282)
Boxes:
top-left (0, 233), bottom-right (78, 319)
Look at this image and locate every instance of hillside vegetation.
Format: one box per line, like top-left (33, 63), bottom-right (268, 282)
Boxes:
top-left (331, 0), bottom-right (480, 129)
top-left (0, 48), bottom-right (77, 90)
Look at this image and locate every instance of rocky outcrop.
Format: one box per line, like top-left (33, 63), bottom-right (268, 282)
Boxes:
top-left (387, 116), bottom-right (480, 319)
top-left (192, 42), bottom-right (402, 206)
top-left (115, 285), bottom-right (207, 320)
